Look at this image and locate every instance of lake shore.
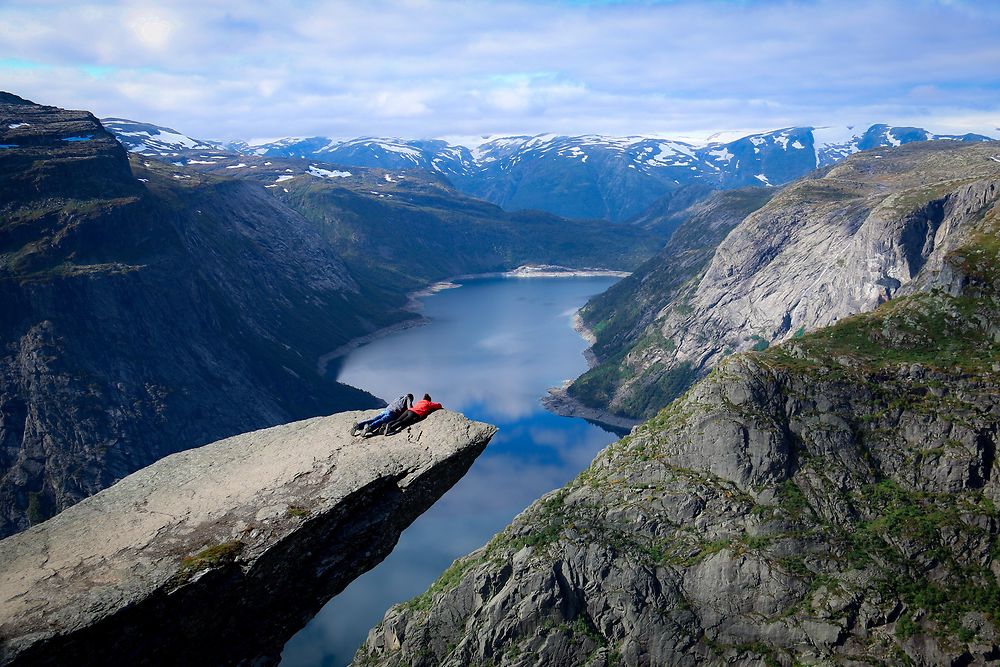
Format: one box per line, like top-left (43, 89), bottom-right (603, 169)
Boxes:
top-left (317, 265), bottom-right (630, 378)
top-left (540, 310), bottom-right (639, 433)
top-left (540, 383), bottom-right (638, 433)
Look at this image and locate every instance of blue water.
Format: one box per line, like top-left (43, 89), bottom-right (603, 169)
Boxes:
top-left (280, 276), bottom-right (621, 667)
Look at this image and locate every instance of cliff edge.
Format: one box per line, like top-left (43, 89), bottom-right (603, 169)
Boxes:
top-left (0, 410), bottom-right (496, 666)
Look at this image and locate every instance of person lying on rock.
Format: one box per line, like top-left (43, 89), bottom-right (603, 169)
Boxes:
top-left (351, 393), bottom-right (413, 437)
top-left (383, 393), bottom-right (443, 436)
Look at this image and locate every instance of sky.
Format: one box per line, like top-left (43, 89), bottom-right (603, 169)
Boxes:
top-left (1, 0), bottom-right (998, 144)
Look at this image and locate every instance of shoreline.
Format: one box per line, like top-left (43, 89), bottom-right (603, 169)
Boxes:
top-left (542, 310), bottom-right (639, 433)
top-left (316, 315), bottom-right (430, 377)
top-left (317, 264), bottom-right (630, 378)
top-left (417, 265), bottom-right (631, 296)
top-left (570, 311), bottom-right (599, 368)
top-left (541, 383), bottom-right (639, 433)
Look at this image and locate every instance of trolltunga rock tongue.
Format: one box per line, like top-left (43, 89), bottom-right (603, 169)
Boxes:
top-left (0, 409), bottom-right (496, 666)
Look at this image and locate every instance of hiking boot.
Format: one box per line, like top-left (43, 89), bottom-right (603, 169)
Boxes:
top-left (350, 424), bottom-right (360, 436)
top-left (361, 424), bottom-right (372, 437)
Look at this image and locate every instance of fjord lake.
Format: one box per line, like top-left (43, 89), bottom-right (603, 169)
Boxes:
top-left (281, 275), bottom-right (621, 666)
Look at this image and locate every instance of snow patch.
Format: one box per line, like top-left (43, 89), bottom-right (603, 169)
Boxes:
top-left (708, 147), bottom-right (734, 163)
top-left (308, 165), bottom-right (352, 178)
top-left (7, 123), bottom-right (28, 129)
top-left (754, 174), bottom-right (772, 186)
top-left (225, 163), bottom-right (247, 169)
top-left (275, 175), bottom-right (295, 182)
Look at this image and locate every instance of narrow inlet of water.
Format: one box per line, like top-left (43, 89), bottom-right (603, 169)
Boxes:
top-left (281, 276), bottom-right (621, 666)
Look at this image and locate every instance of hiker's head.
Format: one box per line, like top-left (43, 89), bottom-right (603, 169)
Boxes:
top-left (406, 393), bottom-right (414, 401)
top-left (423, 393), bottom-right (431, 401)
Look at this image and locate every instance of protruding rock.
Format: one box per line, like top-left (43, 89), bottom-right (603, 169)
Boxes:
top-left (0, 409), bottom-right (496, 666)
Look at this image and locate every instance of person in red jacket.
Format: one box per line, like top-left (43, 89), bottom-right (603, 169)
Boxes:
top-left (383, 393), bottom-right (443, 435)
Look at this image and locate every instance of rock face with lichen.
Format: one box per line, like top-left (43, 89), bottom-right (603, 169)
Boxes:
top-left (569, 141), bottom-right (1000, 424)
top-left (354, 166), bottom-right (1000, 665)
top-left (0, 409), bottom-right (496, 666)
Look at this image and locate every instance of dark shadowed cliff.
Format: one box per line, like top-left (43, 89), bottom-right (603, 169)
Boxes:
top-left (0, 94), bottom-right (393, 537)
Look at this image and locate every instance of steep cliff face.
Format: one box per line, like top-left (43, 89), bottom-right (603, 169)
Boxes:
top-left (355, 205), bottom-right (1000, 666)
top-left (0, 410), bottom-right (497, 666)
top-left (0, 97), bottom-right (396, 537)
top-left (571, 141), bottom-right (1000, 423)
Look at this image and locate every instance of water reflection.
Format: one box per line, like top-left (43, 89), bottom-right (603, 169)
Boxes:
top-left (280, 277), bottom-right (620, 667)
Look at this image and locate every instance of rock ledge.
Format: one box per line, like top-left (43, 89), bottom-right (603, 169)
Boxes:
top-left (0, 410), bottom-right (496, 666)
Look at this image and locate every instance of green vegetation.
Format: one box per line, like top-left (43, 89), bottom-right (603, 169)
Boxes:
top-left (26, 492), bottom-right (46, 525)
top-left (168, 540), bottom-right (245, 588)
top-left (401, 552), bottom-right (488, 612)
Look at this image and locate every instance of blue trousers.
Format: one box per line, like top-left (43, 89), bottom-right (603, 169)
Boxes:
top-left (357, 410), bottom-right (395, 430)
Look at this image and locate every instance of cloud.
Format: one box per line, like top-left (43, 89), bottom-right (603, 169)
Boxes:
top-left (1, 0), bottom-right (997, 140)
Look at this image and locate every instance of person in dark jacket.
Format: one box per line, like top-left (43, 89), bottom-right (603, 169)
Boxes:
top-left (383, 393), bottom-right (443, 435)
top-left (352, 394), bottom-right (413, 437)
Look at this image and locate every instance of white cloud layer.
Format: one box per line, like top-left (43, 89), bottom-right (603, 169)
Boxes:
top-left (1, 0), bottom-right (998, 141)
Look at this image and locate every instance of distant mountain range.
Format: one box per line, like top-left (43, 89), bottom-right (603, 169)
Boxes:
top-left (103, 118), bottom-right (994, 222)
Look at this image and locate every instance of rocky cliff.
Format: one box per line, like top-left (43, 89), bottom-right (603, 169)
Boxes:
top-left (354, 178), bottom-right (1000, 666)
top-left (0, 94), bottom-right (397, 537)
top-left (570, 140), bottom-right (1000, 423)
top-left (0, 409), bottom-right (496, 666)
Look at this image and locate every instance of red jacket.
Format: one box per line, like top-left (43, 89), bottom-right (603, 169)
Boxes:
top-left (409, 399), bottom-right (442, 417)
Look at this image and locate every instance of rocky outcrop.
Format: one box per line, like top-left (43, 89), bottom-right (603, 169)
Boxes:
top-left (570, 140), bottom-right (1000, 423)
top-left (354, 200), bottom-right (1000, 665)
top-left (0, 409), bottom-right (496, 666)
top-left (0, 94), bottom-right (405, 538)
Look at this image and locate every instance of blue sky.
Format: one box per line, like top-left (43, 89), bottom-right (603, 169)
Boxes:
top-left (0, 0), bottom-right (998, 143)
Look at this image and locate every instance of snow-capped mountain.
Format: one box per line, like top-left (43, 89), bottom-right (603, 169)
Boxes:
top-left (246, 137), bottom-right (476, 179)
top-left (812, 124), bottom-right (993, 168)
top-left (102, 118), bottom-right (994, 223)
top-left (100, 118), bottom-right (220, 155)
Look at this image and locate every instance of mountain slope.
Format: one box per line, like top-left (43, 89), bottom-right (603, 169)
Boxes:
top-left (0, 95), bottom-right (392, 538)
top-left (169, 150), bottom-right (663, 289)
top-left (569, 140), bottom-right (1000, 423)
top-left (247, 136), bottom-right (476, 180)
top-left (354, 179), bottom-right (1000, 667)
top-left (100, 118), bottom-right (220, 155)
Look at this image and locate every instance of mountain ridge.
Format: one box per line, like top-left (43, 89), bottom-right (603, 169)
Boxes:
top-left (102, 119), bottom-right (994, 223)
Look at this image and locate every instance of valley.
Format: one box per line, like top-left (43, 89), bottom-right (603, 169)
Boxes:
top-left (2, 84), bottom-right (999, 667)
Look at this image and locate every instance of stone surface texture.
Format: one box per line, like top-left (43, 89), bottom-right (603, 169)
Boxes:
top-left (355, 154), bottom-right (1000, 667)
top-left (0, 409), bottom-right (496, 666)
top-left (571, 141), bottom-right (1000, 423)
